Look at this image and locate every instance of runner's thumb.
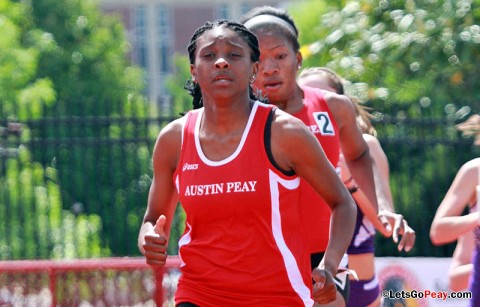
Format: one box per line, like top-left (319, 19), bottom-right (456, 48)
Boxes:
top-left (154, 215), bottom-right (166, 237)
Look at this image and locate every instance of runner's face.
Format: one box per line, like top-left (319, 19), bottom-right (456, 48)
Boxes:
top-left (190, 26), bottom-right (256, 102)
top-left (253, 32), bottom-right (301, 103)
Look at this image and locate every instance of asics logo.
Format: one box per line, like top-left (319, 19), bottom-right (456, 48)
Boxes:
top-left (183, 163), bottom-right (199, 171)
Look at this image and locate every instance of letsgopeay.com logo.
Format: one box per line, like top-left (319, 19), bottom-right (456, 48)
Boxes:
top-left (379, 264), bottom-right (426, 307)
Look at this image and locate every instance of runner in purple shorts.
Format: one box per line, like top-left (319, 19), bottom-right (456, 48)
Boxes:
top-left (431, 114), bottom-right (480, 306)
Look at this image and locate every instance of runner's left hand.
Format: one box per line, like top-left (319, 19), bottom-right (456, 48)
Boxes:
top-left (311, 267), bottom-right (337, 304)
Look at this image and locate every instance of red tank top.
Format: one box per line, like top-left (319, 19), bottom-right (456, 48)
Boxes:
top-left (295, 86), bottom-right (341, 253)
top-left (173, 101), bottom-right (313, 306)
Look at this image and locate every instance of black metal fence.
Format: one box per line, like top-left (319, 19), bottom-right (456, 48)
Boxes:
top-left (373, 116), bottom-right (479, 257)
top-left (1, 110), bottom-right (478, 260)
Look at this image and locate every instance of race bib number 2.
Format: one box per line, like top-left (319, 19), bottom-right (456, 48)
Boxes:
top-left (313, 112), bottom-right (334, 136)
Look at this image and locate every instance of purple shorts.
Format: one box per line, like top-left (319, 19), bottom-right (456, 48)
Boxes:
top-left (347, 275), bottom-right (380, 307)
top-left (469, 234), bottom-right (480, 306)
top-left (347, 204), bottom-right (375, 255)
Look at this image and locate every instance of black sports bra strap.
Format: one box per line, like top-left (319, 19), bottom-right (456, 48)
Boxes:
top-left (264, 107), bottom-right (296, 177)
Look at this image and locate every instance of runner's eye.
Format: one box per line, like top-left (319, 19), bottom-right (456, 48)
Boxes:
top-left (201, 52), bottom-right (215, 59)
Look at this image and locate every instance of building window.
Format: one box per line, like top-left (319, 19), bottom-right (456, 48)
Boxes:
top-left (216, 4), bottom-right (229, 20)
top-left (156, 5), bottom-right (171, 74)
top-left (134, 5), bottom-right (148, 69)
top-left (134, 5), bottom-right (149, 94)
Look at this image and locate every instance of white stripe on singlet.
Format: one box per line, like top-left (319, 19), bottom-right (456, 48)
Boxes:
top-left (268, 170), bottom-right (313, 306)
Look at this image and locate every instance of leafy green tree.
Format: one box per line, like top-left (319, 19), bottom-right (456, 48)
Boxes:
top-left (30, 0), bottom-right (145, 114)
top-left (1, 0), bottom-right (152, 257)
top-left (0, 0), bottom-right (56, 120)
top-left (1, 0), bottom-right (108, 259)
top-left (291, 0), bottom-right (480, 117)
top-left (25, 0), bottom-right (151, 256)
top-left (0, 146), bottom-right (109, 259)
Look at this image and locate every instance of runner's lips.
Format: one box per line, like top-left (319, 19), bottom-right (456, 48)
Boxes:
top-left (213, 74), bottom-right (233, 82)
top-left (262, 81), bottom-right (282, 88)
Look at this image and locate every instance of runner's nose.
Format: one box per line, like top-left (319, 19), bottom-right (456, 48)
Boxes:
top-left (215, 57), bottom-right (229, 69)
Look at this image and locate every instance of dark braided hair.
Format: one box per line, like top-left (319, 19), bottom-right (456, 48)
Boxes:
top-left (184, 19), bottom-right (262, 110)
